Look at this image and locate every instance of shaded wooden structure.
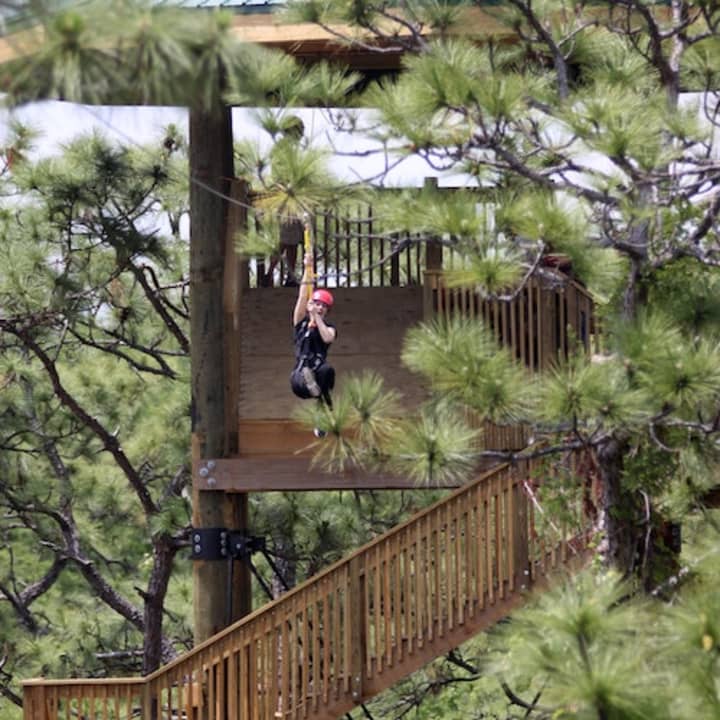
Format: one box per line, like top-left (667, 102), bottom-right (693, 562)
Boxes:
top-left (8, 7), bottom-right (599, 714)
top-left (200, 185), bottom-right (598, 492)
top-left (23, 455), bottom-right (592, 720)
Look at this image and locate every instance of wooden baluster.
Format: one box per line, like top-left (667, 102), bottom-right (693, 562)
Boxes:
top-left (405, 534), bottom-right (415, 658)
top-left (447, 498), bottom-right (457, 631)
top-left (485, 475), bottom-right (494, 606)
top-left (455, 498), bottom-right (466, 626)
top-left (22, 684), bottom-right (43, 720)
top-left (514, 469), bottom-right (530, 593)
top-left (301, 593), bottom-right (310, 717)
top-left (290, 600), bottom-right (299, 720)
top-left (390, 233), bottom-right (400, 287)
top-left (405, 231), bottom-right (411, 285)
top-left (331, 573), bottom-right (341, 701)
top-left (528, 279), bottom-right (536, 370)
top-left (415, 515), bottom-right (427, 648)
top-left (519, 287), bottom-right (527, 366)
top-left (368, 205), bottom-right (374, 287)
top-left (344, 211), bottom-right (351, 287)
top-left (280, 611), bottom-right (290, 720)
top-left (507, 469), bottom-right (516, 593)
top-left (475, 481), bottom-right (485, 612)
top-left (432, 511), bottom-right (442, 639)
top-left (372, 544), bottom-right (382, 674)
top-left (392, 533), bottom-right (403, 665)
top-left (311, 590), bottom-right (320, 712)
top-left (341, 564), bottom-right (352, 697)
top-left (236, 644), bottom-right (247, 720)
top-left (496, 472), bottom-right (505, 600)
top-left (383, 536), bottom-right (393, 668)
top-left (348, 555), bottom-right (366, 706)
top-left (322, 579), bottom-right (331, 706)
top-left (464, 499), bottom-right (473, 622)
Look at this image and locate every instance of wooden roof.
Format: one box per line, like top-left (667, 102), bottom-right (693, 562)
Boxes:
top-left (0, 5), bottom-right (512, 73)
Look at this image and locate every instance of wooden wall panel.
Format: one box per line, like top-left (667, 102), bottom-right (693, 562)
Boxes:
top-left (238, 287), bottom-right (426, 420)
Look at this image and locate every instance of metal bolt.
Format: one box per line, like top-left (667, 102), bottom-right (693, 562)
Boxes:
top-left (207, 460), bottom-right (216, 470)
top-left (194, 544), bottom-right (201, 554)
top-left (193, 533), bottom-right (201, 543)
top-left (199, 466), bottom-right (209, 478)
top-left (207, 476), bottom-right (216, 487)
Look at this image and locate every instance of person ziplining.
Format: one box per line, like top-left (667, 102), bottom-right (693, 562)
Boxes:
top-left (290, 221), bottom-right (336, 437)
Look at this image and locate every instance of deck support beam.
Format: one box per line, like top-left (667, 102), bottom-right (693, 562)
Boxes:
top-left (190, 104), bottom-right (251, 644)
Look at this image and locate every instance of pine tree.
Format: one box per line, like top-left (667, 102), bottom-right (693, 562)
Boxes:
top-left (3, 1), bottom-right (720, 716)
top-left (280, 0), bottom-right (720, 585)
top-left (0, 129), bottom-right (193, 714)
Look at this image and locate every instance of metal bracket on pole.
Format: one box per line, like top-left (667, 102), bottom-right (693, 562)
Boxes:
top-left (227, 532), bottom-right (266, 558)
top-left (190, 528), bottom-right (228, 561)
top-left (190, 528), bottom-right (266, 561)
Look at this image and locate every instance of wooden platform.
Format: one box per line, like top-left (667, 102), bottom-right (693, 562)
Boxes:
top-left (194, 419), bottom-right (526, 492)
top-left (219, 277), bottom-right (574, 491)
top-left (194, 455), bottom-right (466, 492)
top-left (201, 420), bottom-right (465, 491)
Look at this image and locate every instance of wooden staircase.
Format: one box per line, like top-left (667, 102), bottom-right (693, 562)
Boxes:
top-left (23, 458), bottom-right (591, 720)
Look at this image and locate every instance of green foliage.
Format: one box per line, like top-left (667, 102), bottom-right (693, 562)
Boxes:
top-left (386, 403), bottom-right (479, 486)
top-left (613, 312), bottom-right (720, 418)
top-left (293, 371), bottom-right (401, 473)
top-left (4, 1), bottom-right (720, 718)
top-left (253, 141), bottom-right (339, 215)
top-left (3, 0), bottom-right (360, 111)
top-left (493, 570), bottom-right (672, 719)
top-left (535, 351), bottom-right (649, 432)
top-left (403, 316), bottom-right (531, 423)
top-left (649, 259), bottom-right (720, 337)
top-left (681, 36), bottom-right (720, 89)
top-left (502, 192), bottom-right (625, 298)
top-left (0, 130), bottom-right (193, 710)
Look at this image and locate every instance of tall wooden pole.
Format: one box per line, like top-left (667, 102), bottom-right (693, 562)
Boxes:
top-left (189, 102), bottom-right (251, 643)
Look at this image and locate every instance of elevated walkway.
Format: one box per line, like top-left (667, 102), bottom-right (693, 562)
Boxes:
top-left (23, 458), bottom-right (591, 720)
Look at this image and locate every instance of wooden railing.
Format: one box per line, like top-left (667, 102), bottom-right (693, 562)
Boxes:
top-left (24, 459), bottom-right (591, 720)
top-left (423, 271), bottom-right (599, 370)
top-left (253, 206), bottom-right (426, 289)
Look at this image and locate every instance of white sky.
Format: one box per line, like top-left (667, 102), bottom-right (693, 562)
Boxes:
top-left (0, 100), bottom-right (469, 187)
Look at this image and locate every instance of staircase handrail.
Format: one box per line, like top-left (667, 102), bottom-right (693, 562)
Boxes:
top-left (23, 457), bottom-right (591, 720)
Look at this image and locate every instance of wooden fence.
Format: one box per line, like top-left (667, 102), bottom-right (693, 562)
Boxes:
top-left (424, 270), bottom-right (598, 370)
top-left (253, 207), bottom-right (425, 290)
top-left (24, 458), bottom-right (590, 720)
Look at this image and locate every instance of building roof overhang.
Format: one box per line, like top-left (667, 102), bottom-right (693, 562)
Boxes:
top-left (0, 4), bottom-right (512, 76)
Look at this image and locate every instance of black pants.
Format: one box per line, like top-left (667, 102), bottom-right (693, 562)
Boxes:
top-left (290, 363), bottom-right (335, 407)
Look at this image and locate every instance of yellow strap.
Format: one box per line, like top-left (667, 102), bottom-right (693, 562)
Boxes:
top-left (303, 218), bottom-right (314, 301)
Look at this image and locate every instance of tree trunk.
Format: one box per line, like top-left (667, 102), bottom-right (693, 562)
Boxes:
top-left (143, 535), bottom-right (177, 673)
top-left (189, 102), bottom-right (250, 643)
top-left (596, 436), bottom-right (638, 575)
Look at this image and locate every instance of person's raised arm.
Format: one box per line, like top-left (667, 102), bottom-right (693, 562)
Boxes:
top-left (312, 310), bottom-right (336, 344)
top-left (292, 252), bottom-right (313, 326)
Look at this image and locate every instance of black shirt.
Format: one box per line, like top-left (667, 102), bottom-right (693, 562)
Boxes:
top-left (293, 317), bottom-right (336, 368)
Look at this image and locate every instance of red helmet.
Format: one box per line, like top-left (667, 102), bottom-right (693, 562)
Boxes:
top-left (311, 289), bottom-right (334, 308)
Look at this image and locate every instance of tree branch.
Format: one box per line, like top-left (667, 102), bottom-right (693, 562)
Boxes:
top-left (3, 321), bottom-right (157, 516)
